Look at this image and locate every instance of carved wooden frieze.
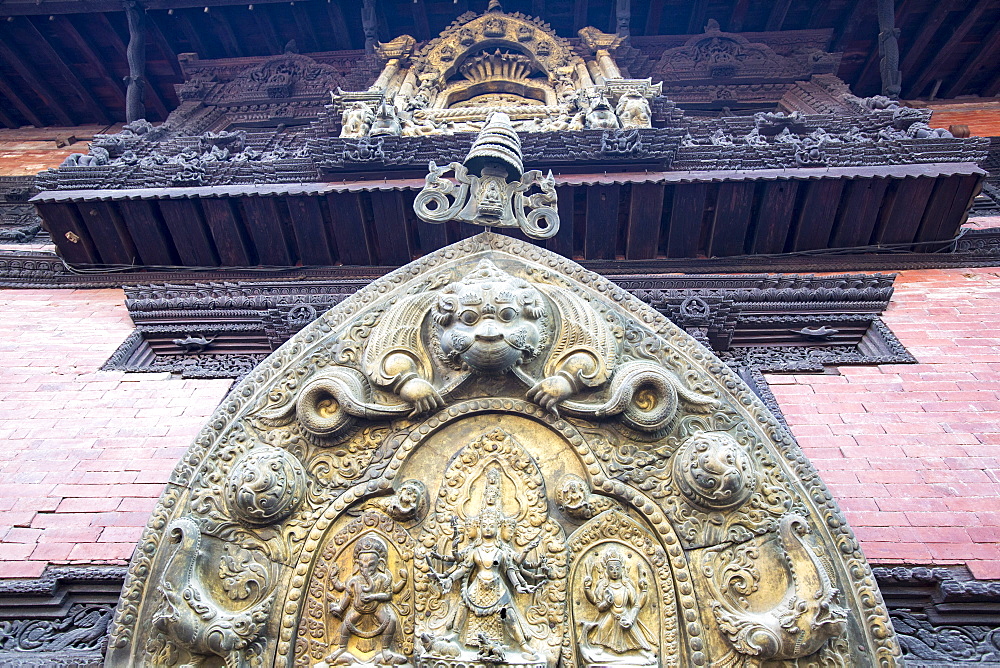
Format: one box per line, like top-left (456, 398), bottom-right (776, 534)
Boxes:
top-left (105, 233), bottom-right (901, 667)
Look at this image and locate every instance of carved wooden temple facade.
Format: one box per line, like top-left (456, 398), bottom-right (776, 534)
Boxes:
top-left (1, 1), bottom-right (1000, 667)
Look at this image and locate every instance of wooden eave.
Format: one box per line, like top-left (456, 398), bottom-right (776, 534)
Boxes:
top-left (33, 163), bottom-right (985, 270)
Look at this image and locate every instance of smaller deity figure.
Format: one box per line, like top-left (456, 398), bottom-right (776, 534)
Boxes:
top-left (370, 98), bottom-right (402, 137)
top-left (341, 102), bottom-right (375, 138)
top-left (324, 535), bottom-right (408, 666)
top-left (556, 475), bottom-right (619, 521)
top-left (363, 480), bottom-right (427, 523)
top-left (579, 547), bottom-right (655, 667)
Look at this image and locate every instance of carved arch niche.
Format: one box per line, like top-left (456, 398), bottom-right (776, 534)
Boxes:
top-left (105, 234), bottom-right (901, 668)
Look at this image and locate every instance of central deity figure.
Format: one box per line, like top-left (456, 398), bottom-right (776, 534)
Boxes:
top-left (431, 465), bottom-right (545, 661)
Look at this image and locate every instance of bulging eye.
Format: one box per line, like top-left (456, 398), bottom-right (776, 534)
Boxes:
top-left (498, 307), bottom-right (517, 323)
top-left (460, 310), bottom-right (479, 326)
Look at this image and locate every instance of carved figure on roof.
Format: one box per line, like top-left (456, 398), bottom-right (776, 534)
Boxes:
top-left (615, 92), bottom-right (652, 129)
top-left (342, 102), bottom-right (375, 138)
top-left (585, 94), bottom-right (620, 129)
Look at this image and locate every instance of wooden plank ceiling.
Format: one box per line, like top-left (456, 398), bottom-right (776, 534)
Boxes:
top-left (34, 170), bottom-right (982, 269)
top-left (1, 0), bottom-right (999, 129)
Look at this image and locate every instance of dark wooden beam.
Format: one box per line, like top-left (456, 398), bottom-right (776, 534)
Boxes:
top-left (585, 185), bottom-right (621, 261)
top-left (56, 15), bottom-right (128, 114)
top-left (644, 0), bottom-right (663, 35)
top-left (251, 4), bottom-right (282, 55)
top-left (0, 26), bottom-right (74, 125)
top-left (830, 0), bottom-right (865, 52)
top-left (624, 183), bottom-right (664, 260)
top-left (727, 0), bottom-right (750, 33)
top-left (0, 70), bottom-right (46, 128)
top-left (764, 0), bottom-right (793, 31)
top-left (686, 0), bottom-right (709, 34)
top-left (16, 16), bottom-right (111, 125)
top-left (146, 11), bottom-right (185, 80)
top-left (0, 101), bottom-right (17, 128)
top-left (942, 15), bottom-right (1000, 97)
top-left (573, 0), bottom-right (588, 33)
top-left (411, 0), bottom-right (431, 41)
top-left (666, 184), bottom-right (706, 258)
top-left (208, 7), bottom-right (242, 58)
top-left (983, 68), bottom-right (1000, 100)
top-left (292, 2), bottom-right (322, 53)
top-left (98, 12), bottom-right (170, 119)
top-left (898, 0), bottom-right (962, 93)
top-left (174, 10), bottom-right (211, 57)
top-left (325, 2), bottom-right (353, 51)
top-left (906, 0), bottom-right (989, 99)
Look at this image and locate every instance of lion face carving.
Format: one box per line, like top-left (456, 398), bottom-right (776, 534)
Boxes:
top-left (432, 260), bottom-right (549, 373)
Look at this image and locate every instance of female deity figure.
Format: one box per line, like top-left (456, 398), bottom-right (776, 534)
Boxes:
top-left (431, 466), bottom-right (546, 660)
top-left (580, 547), bottom-right (655, 663)
top-left (325, 535), bottom-right (408, 666)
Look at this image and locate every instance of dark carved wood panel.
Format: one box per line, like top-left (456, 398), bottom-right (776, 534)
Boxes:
top-left (709, 181), bottom-right (755, 257)
top-left (751, 180), bottom-right (798, 254)
top-left (283, 196), bottom-right (335, 266)
top-left (368, 191), bottom-right (413, 266)
top-left (116, 200), bottom-right (177, 266)
top-left (666, 183), bottom-right (707, 258)
top-left (789, 179), bottom-right (846, 251)
top-left (830, 178), bottom-right (890, 250)
top-left (585, 184), bottom-right (621, 261)
top-left (34, 202), bottom-right (99, 265)
top-left (325, 193), bottom-right (373, 266)
top-left (625, 183), bottom-right (665, 260)
top-left (79, 201), bottom-right (137, 266)
top-left (873, 177), bottom-right (936, 246)
top-left (158, 199), bottom-right (219, 267)
top-left (239, 196), bottom-right (292, 266)
top-left (201, 197), bottom-right (252, 266)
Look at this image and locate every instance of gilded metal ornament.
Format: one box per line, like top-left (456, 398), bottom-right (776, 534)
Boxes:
top-left (106, 230), bottom-right (901, 667)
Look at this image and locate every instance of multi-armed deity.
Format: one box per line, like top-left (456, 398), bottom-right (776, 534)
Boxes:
top-left (104, 21), bottom-right (901, 666)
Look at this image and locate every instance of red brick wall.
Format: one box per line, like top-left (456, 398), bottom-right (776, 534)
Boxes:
top-left (767, 266), bottom-right (1000, 579)
top-left (0, 125), bottom-right (122, 176)
top-left (1, 269), bottom-right (999, 579)
top-left (0, 288), bottom-right (231, 577)
top-left (926, 103), bottom-right (1000, 137)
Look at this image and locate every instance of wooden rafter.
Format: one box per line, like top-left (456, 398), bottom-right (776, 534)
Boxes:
top-left (728, 0), bottom-right (750, 32)
top-left (764, 0), bottom-right (793, 31)
top-left (146, 12), bottom-right (185, 80)
top-left (942, 14), bottom-right (1000, 98)
top-left (173, 10), bottom-right (211, 57)
top-left (208, 7), bottom-right (242, 58)
top-left (898, 0), bottom-right (962, 91)
top-left (0, 74), bottom-right (44, 127)
top-left (252, 4), bottom-right (283, 55)
top-left (97, 12), bottom-right (170, 119)
top-left (291, 3), bottom-right (322, 53)
top-left (831, 0), bottom-right (867, 51)
top-left (984, 66), bottom-right (1000, 98)
top-left (16, 16), bottom-right (111, 124)
top-left (325, 2), bottom-right (353, 51)
top-left (0, 26), bottom-right (74, 125)
top-left (686, 0), bottom-right (709, 35)
top-left (644, 0), bottom-right (663, 35)
top-left (573, 0), bottom-right (587, 33)
top-left (905, 0), bottom-right (990, 99)
top-left (56, 15), bottom-right (128, 113)
top-left (411, 0), bottom-right (431, 41)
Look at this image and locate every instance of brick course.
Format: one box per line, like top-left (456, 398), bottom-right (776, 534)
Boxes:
top-left (767, 266), bottom-right (1000, 580)
top-left (0, 288), bottom-right (231, 577)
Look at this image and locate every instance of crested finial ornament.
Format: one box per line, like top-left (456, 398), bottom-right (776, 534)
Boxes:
top-left (413, 112), bottom-right (559, 239)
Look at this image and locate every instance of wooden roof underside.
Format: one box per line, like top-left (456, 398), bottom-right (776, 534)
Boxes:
top-left (1, 0), bottom-right (1000, 129)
